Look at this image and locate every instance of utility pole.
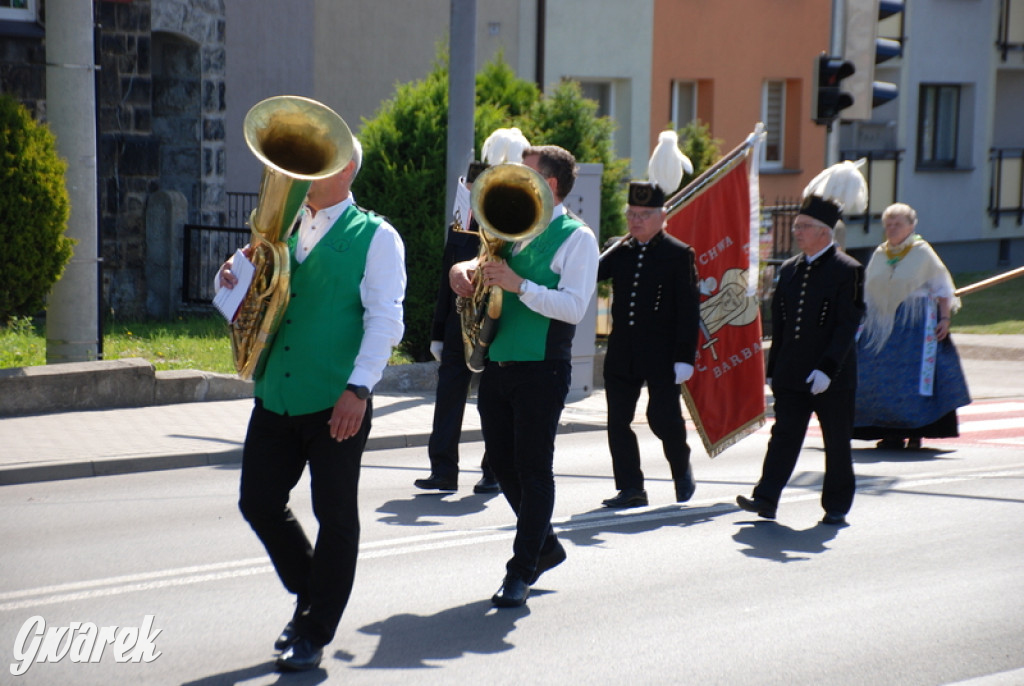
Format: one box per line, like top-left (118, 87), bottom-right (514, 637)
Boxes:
top-left (827, 0), bottom-right (846, 169)
top-left (45, 0), bottom-right (99, 363)
top-left (447, 0), bottom-right (477, 223)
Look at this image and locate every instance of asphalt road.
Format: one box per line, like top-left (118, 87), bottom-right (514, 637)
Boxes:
top-left (2, 416), bottom-right (1023, 685)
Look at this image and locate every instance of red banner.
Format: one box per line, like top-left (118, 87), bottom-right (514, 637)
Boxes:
top-left (666, 155), bottom-right (766, 456)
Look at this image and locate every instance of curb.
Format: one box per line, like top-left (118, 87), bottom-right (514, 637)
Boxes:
top-left (0, 421), bottom-right (606, 487)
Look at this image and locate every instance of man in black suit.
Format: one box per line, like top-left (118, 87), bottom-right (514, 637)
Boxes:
top-left (737, 194), bottom-right (865, 525)
top-left (414, 161), bottom-right (498, 494)
top-left (598, 180), bottom-right (701, 508)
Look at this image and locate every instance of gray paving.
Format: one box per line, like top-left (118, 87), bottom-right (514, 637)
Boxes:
top-left (1, 333), bottom-right (1021, 486)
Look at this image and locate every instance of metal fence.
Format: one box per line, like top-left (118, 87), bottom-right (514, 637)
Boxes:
top-left (181, 192), bottom-right (259, 304)
top-left (182, 224), bottom-right (251, 304)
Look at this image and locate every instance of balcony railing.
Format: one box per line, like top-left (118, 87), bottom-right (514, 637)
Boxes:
top-left (998, 0), bottom-right (1024, 61)
top-left (837, 149), bottom-right (903, 233)
top-left (989, 147), bottom-right (1024, 226)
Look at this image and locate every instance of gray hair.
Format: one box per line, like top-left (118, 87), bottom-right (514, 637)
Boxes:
top-left (882, 202), bottom-right (918, 226)
top-left (350, 137), bottom-right (363, 178)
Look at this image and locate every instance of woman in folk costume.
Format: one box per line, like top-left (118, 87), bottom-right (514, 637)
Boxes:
top-left (853, 202), bottom-right (971, 450)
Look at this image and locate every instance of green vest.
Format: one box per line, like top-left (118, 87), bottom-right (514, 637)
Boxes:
top-left (489, 214), bottom-right (582, 362)
top-left (254, 205), bottom-right (380, 415)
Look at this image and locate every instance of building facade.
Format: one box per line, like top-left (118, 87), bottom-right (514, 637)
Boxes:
top-left (2, 0), bottom-right (1021, 320)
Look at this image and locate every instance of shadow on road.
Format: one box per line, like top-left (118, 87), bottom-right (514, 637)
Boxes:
top-left (732, 519), bottom-right (842, 563)
top-left (355, 599), bottom-right (531, 669)
top-left (375, 492), bottom-right (501, 526)
top-left (558, 504), bottom-right (733, 547)
top-left (181, 660), bottom-right (329, 685)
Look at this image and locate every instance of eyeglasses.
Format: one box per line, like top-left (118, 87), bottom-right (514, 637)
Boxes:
top-left (626, 209), bottom-right (660, 222)
top-left (792, 222), bottom-right (824, 232)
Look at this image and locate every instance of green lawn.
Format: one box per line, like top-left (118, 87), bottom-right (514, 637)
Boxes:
top-left (948, 270), bottom-right (1024, 334)
top-left (2, 268), bottom-right (1021, 372)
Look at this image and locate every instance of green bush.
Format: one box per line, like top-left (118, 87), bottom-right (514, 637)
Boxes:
top-left (356, 50), bottom-right (629, 360)
top-left (0, 94), bottom-right (73, 321)
top-left (516, 80), bottom-right (630, 247)
top-left (675, 119), bottom-right (724, 189)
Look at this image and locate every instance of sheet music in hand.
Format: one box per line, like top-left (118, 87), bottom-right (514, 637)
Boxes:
top-left (213, 249), bottom-right (255, 322)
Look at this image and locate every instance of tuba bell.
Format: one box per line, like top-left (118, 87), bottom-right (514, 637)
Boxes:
top-left (456, 162), bottom-right (553, 372)
top-left (230, 95), bottom-right (354, 380)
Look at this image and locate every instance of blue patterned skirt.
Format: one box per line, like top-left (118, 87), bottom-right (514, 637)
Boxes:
top-left (853, 306), bottom-right (971, 439)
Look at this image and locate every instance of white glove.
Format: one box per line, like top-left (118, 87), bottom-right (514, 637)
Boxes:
top-left (674, 362), bottom-right (694, 384)
top-left (805, 369), bottom-right (831, 395)
top-left (429, 340), bottom-right (444, 362)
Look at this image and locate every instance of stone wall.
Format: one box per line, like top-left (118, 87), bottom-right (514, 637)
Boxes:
top-left (98, 0), bottom-right (227, 319)
top-left (1, 1), bottom-right (227, 320)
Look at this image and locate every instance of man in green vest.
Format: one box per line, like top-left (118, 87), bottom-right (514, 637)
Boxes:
top-left (217, 138), bottom-right (406, 671)
top-left (450, 145), bottom-right (599, 608)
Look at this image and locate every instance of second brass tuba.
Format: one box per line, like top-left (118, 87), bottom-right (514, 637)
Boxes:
top-left (231, 95), bottom-right (354, 380)
top-left (457, 162), bottom-right (553, 372)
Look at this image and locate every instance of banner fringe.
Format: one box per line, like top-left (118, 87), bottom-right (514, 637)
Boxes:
top-left (683, 386), bottom-right (766, 458)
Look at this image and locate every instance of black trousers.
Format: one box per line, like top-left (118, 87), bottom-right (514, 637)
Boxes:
top-left (478, 360), bottom-right (569, 580)
top-left (604, 365), bottom-right (692, 491)
top-left (753, 386), bottom-right (856, 515)
top-left (238, 397), bottom-right (370, 647)
top-left (428, 312), bottom-right (493, 480)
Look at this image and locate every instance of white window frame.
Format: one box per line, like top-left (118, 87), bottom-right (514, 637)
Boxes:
top-left (671, 80), bottom-right (697, 129)
top-left (0, 0), bottom-right (36, 22)
top-left (761, 80), bottom-right (786, 169)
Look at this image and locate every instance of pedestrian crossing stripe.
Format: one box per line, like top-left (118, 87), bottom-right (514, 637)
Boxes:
top-left (758, 399), bottom-right (1024, 450)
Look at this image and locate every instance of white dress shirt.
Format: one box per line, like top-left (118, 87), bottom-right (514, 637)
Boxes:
top-left (515, 204), bottom-right (599, 325)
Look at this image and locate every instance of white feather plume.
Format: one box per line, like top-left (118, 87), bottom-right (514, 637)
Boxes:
top-left (481, 127), bottom-right (531, 165)
top-left (647, 130), bottom-right (693, 195)
top-left (802, 159), bottom-right (869, 214)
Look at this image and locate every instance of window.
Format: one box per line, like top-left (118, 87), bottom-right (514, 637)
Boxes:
top-left (918, 84), bottom-right (960, 168)
top-left (671, 81), bottom-right (697, 129)
top-left (0, 0), bottom-right (35, 22)
top-left (761, 80), bottom-right (786, 167)
top-left (579, 81), bottom-right (613, 118)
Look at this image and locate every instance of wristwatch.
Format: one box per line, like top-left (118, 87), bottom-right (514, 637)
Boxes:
top-left (346, 384), bottom-right (371, 400)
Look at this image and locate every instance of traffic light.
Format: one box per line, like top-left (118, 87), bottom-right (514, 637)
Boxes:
top-left (843, 0), bottom-right (903, 119)
top-left (812, 53), bottom-right (856, 125)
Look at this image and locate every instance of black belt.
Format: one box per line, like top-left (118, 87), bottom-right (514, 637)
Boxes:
top-left (495, 360), bottom-right (561, 368)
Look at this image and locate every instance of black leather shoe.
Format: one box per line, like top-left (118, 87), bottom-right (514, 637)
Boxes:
top-left (529, 540), bottom-right (567, 584)
top-left (491, 574), bottom-right (530, 608)
top-left (273, 621), bottom-right (300, 651)
top-left (821, 512), bottom-right (848, 526)
top-left (473, 475), bottom-right (501, 494)
top-left (675, 466), bottom-right (696, 503)
top-left (275, 637), bottom-right (323, 672)
top-left (414, 474), bottom-right (457, 491)
top-left (602, 488), bottom-right (649, 509)
top-left (736, 495), bottom-right (776, 520)
top-left (876, 438), bottom-right (905, 450)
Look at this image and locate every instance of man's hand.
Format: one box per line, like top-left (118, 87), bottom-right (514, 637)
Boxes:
top-left (805, 369), bottom-right (831, 395)
top-left (217, 245), bottom-right (252, 289)
top-left (328, 389), bottom-right (367, 442)
top-left (480, 258), bottom-right (525, 294)
top-left (450, 259), bottom-right (477, 298)
top-left (429, 340), bottom-right (444, 362)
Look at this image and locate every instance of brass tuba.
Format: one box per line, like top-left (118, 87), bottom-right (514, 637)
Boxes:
top-left (456, 162), bottom-right (553, 372)
top-left (231, 95), bottom-right (354, 380)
